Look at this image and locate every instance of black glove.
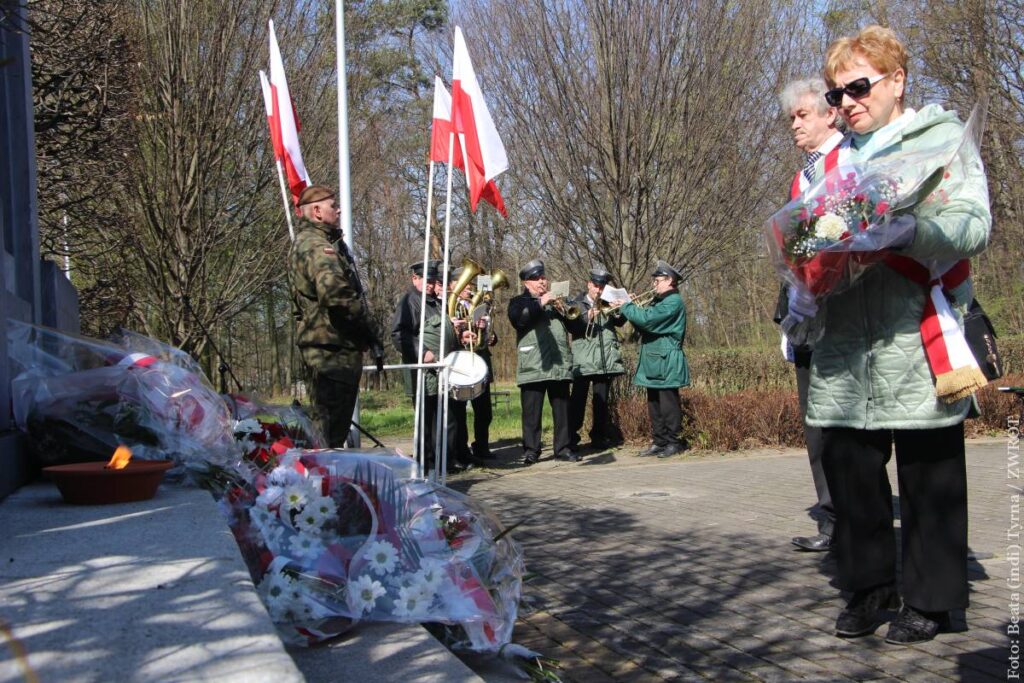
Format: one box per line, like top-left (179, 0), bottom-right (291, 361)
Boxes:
top-left (370, 338), bottom-right (386, 373)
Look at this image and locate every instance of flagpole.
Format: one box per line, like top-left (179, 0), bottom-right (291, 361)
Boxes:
top-left (437, 130), bottom-right (457, 485)
top-left (275, 159), bottom-right (296, 241)
top-left (336, 0), bottom-right (362, 446)
top-left (413, 160), bottom-right (435, 475)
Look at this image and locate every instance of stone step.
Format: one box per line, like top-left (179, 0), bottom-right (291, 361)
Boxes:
top-left (0, 481), bottom-right (479, 682)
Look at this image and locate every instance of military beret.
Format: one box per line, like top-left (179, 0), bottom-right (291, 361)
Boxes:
top-left (297, 185), bottom-right (336, 207)
top-left (588, 266), bottom-right (612, 286)
top-left (519, 259), bottom-right (545, 281)
top-left (652, 259), bottom-right (681, 282)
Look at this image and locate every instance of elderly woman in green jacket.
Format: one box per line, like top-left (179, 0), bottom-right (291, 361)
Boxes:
top-left (614, 261), bottom-right (690, 458)
top-left (807, 26), bottom-right (991, 646)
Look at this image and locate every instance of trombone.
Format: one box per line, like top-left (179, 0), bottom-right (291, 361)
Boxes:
top-left (584, 298), bottom-right (618, 337)
top-left (606, 287), bottom-right (658, 311)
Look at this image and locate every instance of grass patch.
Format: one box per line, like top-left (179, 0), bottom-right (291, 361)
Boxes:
top-left (357, 383), bottom-right (553, 442)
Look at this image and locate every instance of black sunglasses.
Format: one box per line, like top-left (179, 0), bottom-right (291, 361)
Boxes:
top-left (824, 72), bottom-right (891, 107)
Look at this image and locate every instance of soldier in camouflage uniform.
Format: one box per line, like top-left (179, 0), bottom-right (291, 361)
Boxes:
top-left (289, 185), bottom-right (383, 447)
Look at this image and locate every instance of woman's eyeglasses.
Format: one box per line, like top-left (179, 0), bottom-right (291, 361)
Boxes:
top-left (824, 72), bottom-right (892, 107)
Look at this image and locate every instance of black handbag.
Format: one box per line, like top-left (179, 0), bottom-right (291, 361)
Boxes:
top-left (963, 298), bottom-right (1003, 380)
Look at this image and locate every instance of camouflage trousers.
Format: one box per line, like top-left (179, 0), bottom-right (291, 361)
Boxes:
top-left (301, 350), bottom-right (362, 448)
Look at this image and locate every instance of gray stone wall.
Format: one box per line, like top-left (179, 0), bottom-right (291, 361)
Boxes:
top-left (0, 2), bottom-right (78, 500)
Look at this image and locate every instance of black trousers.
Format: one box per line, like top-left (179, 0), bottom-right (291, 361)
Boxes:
top-left (520, 381), bottom-right (572, 458)
top-left (569, 374), bottom-right (616, 445)
top-left (646, 387), bottom-right (682, 448)
top-left (794, 348), bottom-right (834, 535)
top-left (421, 390), bottom-right (459, 471)
top-left (305, 364), bottom-right (361, 448)
top-left (451, 381), bottom-right (493, 458)
top-left (821, 423), bottom-right (969, 612)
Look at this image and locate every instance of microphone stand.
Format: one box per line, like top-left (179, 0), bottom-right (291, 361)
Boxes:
top-left (181, 295), bottom-right (244, 393)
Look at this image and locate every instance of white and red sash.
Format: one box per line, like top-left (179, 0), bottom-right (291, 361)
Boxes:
top-left (884, 255), bottom-right (986, 402)
top-left (794, 134), bottom-right (985, 402)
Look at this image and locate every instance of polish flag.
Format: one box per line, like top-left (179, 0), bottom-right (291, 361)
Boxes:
top-left (266, 20), bottom-right (311, 207)
top-left (450, 27), bottom-right (508, 218)
top-left (430, 76), bottom-right (465, 169)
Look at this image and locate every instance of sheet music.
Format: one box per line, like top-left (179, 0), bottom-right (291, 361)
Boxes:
top-left (549, 280), bottom-right (570, 298)
top-left (601, 286), bottom-right (629, 303)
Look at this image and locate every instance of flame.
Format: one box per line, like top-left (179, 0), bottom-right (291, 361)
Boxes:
top-left (105, 445), bottom-right (132, 470)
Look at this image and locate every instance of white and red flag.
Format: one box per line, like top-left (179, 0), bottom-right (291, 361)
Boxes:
top-left (449, 27), bottom-right (508, 217)
top-left (265, 20), bottom-right (311, 207)
top-left (430, 76), bottom-right (465, 169)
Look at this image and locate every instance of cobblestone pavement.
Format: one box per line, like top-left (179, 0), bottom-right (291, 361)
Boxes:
top-left (447, 439), bottom-right (1016, 682)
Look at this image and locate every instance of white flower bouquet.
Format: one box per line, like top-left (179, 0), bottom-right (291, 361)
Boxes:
top-left (764, 102), bottom-right (986, 345)
top-left (223, 450), bottom-right (524, 650)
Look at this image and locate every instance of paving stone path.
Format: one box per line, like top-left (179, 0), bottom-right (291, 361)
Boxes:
top-left (448, 439), bottom-right (1016, 682)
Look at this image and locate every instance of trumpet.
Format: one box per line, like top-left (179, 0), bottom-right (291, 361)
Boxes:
top-left (548, 296), bottom-right (582, 320)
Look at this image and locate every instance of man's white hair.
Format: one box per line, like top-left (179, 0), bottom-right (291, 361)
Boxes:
top-left (779, 77), bottom-right (832, 115)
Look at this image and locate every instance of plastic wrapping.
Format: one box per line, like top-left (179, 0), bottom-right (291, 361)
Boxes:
top-left (223, 449), bottom-right (523, 650)
top-left (227, 393), bottom-right (324, 470)
top-left (8, 321), bottom-right (237, 468)
top-left (765, 102), bottom-right (987, 346)
top-left (7, 324), bottom-right (526, 653)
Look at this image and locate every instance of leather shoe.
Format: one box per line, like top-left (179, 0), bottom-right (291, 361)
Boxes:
top-left (791, 533), bottom-right (833, 552)
top-left (835, 583), bottom-right (899, 637)
top-left (884, 606), bottom-right (950, 645)
top-left (657, 443), bottom-right (686, 458)
top-left (638, 444), bottom-right (664, 457)
top-left (558, 450), bottom-right (581, 462)
top-left (522, 453), bottom-right (539, 466)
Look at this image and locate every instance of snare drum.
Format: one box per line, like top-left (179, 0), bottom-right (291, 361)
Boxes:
top-left (444, 350), bottom-right (489, 401)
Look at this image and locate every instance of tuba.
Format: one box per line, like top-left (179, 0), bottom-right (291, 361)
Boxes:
top-left (467, 268), bottom-right (510, 350)
top-left (447, 257), bottom-right (484, 319)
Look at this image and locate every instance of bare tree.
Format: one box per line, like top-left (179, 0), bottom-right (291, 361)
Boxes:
top-left (455, 0), bottom-right (810, 290)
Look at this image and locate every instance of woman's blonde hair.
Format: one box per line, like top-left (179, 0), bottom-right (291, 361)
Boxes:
top-left (824, 25), bottom-right (909, 87)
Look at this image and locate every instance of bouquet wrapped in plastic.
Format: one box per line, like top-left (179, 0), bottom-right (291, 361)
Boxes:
top-left (8, 321), bottom-right (237, 467)
top-left (765, 103), bottom-right (986, 346)
top-left (222, 449), bottom-right (523, 651)
top-left (227, 393), bottom-right (324, 469)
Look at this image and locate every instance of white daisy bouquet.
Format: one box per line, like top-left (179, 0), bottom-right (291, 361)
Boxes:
top-left (228, 394), bottom-right (323, 469)
top-left (223, 450), bottom-right (524, 650)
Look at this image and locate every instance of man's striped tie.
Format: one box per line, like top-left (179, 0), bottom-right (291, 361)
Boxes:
top-left (803, 150), bottom-right (822, 183)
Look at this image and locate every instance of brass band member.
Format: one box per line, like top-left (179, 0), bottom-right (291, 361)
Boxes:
top-left (507, 259), bottom-right (577, 464)
top-left (389, 260), bottom-right (469, 473)
top-left (449, 270), bottom-right (496, 462)
top-left (614, 260), bottom-right (690, 457)
top-left (569, 267), bottom-right (626, 450)
top-left (390, 260), bottom-right (442, 399)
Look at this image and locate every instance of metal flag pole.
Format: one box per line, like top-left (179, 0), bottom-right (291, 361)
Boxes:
top-left (336, 0), bottom-right (361, 446)
top-left (414, 160), bottom-right (436, 475)
top-left (275, 159), bottom-right (296, 241)
top-left (437, 129), bottom-right (457, 485)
